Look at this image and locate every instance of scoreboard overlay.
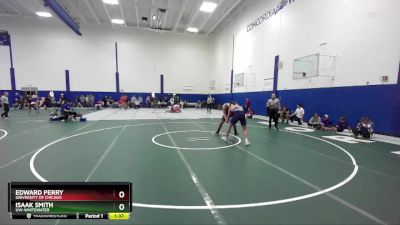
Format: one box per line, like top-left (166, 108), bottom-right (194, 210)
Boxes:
top-left (8, 182), bottom-right (132, 220)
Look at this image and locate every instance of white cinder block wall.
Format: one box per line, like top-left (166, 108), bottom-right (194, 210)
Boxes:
top-left (211, 0), bottom-right (400, 93)
top-left (1, 0), bottom-right (399, 94)
top-left (0, 17), bottom-right (212, 94)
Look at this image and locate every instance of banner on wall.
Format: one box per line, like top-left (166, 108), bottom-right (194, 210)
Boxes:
top-left (247, 0), bottom-right (296, 32)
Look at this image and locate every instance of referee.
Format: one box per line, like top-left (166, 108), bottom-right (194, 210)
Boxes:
top-left (266, 93), bottom-right (280, 129)
top-left (1, 92), bottom-right (9, 119)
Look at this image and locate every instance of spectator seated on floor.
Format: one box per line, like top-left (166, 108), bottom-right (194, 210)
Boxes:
top-left (76, 96), bottom-right (82, 108)
top-left (79, 94), bottom-right (86, 107)
top-left (134, 98), bottom-right (140, 109)
top-left (101, 96), bottom-right (107, 108)
top-left (202, 100), bottom-right (207, 108)
top-left (95, 100), bottom-right (103, 110)
top-left (44, 93), bottom-right (52, 109)
top-left (88, 94), bottom-right (95, 109)
top-left (106, 96), bottom-right (114, 108)
top-left (39, 97), bottom-right (46, 108)
top-left (29, 93), bottom-right (40, 114)
top-left (321, 114), bottom-right (336, 131)
top-left (14, 93), bottom-right (21, 109)
top-left (150, 97), bottom-right (158, 108)
top-left (352, 117), bottom-right (374, 139)
top-left (196, 100), bottom-right (202, 109)
top-left (183, 100), bottom-right (188, 108)
top-left (336, 116), bottom-right (351, 132)
top-left (58, 93), bottom-right (65, 105)
top-left (308, 113), bottom-right (322, 129)
top-left (246, 107), bottom-right (254, 118)
top-left (109, 97), bottom-right (119, 108)
top-left (279, 106), bottom-right (290, 124)
top-left (158, 99), bottom-right (167, 108)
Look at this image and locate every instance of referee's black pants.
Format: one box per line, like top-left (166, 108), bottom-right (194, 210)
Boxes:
top-left (268, 108), bottom-right (279, 129)
top-left (1, 104), bottom-right (9, 118)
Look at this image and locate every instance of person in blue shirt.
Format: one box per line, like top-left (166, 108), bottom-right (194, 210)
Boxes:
top-left (336, 116), bottom-right (351, 132)
top-left (60, 101), bottom-right (77, 121)
top-left (321, 114), bottom-right (336, 131)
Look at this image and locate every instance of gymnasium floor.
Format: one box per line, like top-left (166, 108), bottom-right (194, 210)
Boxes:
top-left (0, 108), bottom-right (399, 225)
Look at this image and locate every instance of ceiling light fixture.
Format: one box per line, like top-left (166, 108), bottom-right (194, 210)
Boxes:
top-left (187, 27), bottom-right (199, 33)
top-left (111, 19), bottom-right (125, 24)
top-left (36, 11), bottom-right (52, 18)
top-left (200, 1), bottom-right (217, 13)
top-left (103, 0), bottom-right (119, 5)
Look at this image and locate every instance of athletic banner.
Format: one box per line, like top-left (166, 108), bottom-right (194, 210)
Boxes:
top-left (246, 0), bottom-right (296, 32)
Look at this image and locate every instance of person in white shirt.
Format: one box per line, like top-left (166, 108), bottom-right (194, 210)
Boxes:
top-left (290, 104), bottom-right (305, 125)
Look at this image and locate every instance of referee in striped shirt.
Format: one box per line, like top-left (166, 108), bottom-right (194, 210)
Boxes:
top-left (266, 93), bottom-right (280, 129)
top-left (1, 92), bottom-right (9, 119)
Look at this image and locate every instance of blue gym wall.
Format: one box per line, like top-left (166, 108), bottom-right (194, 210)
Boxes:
top-left (214, 84), bottom-right (400, 137)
